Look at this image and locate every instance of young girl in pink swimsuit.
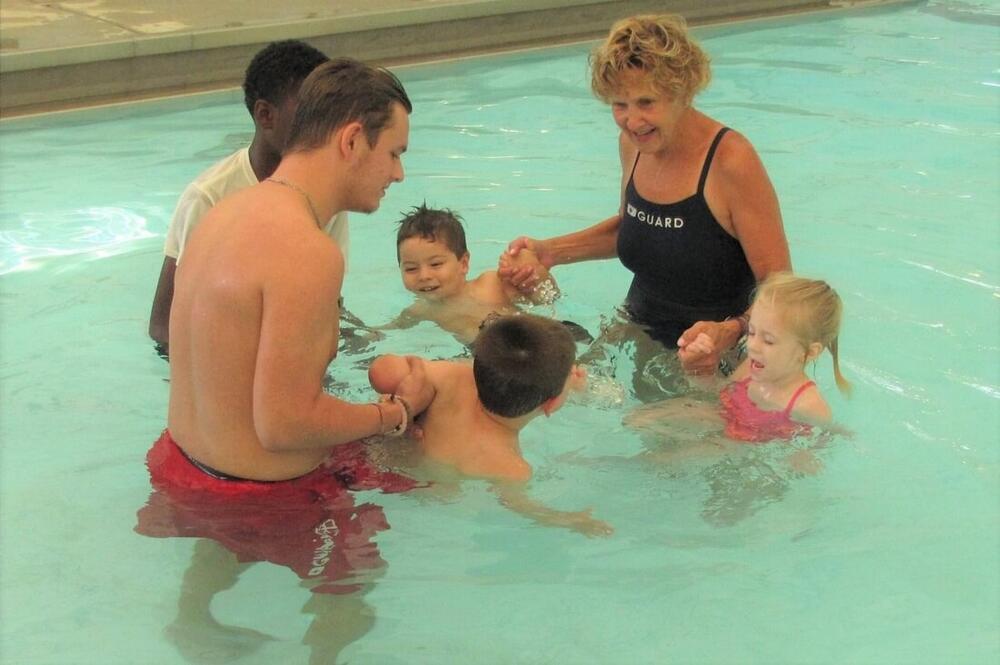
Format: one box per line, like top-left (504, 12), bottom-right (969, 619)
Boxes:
top-left (685, 272), bottom-right (851, 442)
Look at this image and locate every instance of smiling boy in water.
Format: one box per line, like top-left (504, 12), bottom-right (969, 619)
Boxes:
top-left (389, 204), bottom-right (558, 344)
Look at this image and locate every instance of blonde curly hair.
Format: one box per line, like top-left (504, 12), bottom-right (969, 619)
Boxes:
top-left (590, 14), bottom-right (711, 105)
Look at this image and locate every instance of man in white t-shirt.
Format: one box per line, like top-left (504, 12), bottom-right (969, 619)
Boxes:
top-left (149, 40), bottom-right (348, 355)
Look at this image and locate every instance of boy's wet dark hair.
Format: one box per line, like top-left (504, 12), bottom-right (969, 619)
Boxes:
top-left (286, 58), bottom-right (412, 153)
top-left (395, 204), bottom-right (468, 263)
top-left (473, 314), bottom-right (576, 418)
top-left (242, 40), bottom-right (329, 115)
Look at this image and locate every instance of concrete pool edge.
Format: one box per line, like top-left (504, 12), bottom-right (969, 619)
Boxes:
top-left (0, 0), bottom-right (918, 116)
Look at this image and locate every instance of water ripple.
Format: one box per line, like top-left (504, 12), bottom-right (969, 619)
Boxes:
top-left (900, 259), bottom-right (999, 292)
top-left (0, 206), bottom-right (157, 275)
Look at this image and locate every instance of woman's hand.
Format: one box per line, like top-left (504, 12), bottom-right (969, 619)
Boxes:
top-left (498, 237), bottom-right (553, 290)
top-left (677, 320), bottom-right (741, 375)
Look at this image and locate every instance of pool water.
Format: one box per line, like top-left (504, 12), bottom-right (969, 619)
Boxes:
top-left (2, 2), bottom-right (998, 663)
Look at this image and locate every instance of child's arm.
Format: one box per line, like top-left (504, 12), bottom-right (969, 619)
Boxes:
top-left (498, 248), bottom-right (560, 305)
top-left (623, 396), bottom-right (725, 437)
top-left (369, 354), bottom-right (416, 394)
top-left (490, 482), bottom-right (613, 538)
top-left (368, 354), bottom-right (438, 431)
top-left (374, 306), bottom-right (422, 332)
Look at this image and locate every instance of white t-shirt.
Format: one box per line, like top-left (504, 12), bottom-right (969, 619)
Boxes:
top-left (163, 148), bottom-right (350, 267)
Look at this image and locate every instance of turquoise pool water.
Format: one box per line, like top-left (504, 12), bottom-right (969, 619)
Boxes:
top-left (2, 2), bottom-right (998, 663)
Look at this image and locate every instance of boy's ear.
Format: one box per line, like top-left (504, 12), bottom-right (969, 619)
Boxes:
top-left (543, 367), bottom-right (585, 416)
top-left (459, 252), bottom-right (470, 274)
top-left (541, 386), bottom-right (571, 417)
top-left (805, 341), bottom-right (823, 362)
top-left (541, 394), bottom-right (563, 418)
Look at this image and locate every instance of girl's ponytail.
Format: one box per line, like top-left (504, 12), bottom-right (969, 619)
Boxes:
top-left (829, 336), bottom-right (851, 396)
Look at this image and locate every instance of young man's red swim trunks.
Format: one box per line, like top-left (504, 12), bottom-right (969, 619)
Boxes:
top-left (135, 430), bottom-right (419, 594)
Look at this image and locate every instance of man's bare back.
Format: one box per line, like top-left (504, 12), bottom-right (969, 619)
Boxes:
top-left (165, 59), bottom-right (430, 482)
top-left (168, 186), bottom-right (343, 480)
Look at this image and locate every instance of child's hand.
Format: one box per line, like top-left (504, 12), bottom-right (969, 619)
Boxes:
top-left (499, 248), bottom-right (544, 287)
top-left (559, 509), bottom-right (614, 538)
top-left (682, 332), bottom-right (715, 356)
top-left (500, 248), bottom-right (560, 305)
top-left (677, 325), bottom-right (724, 375)
top-left (498, 238), bottom-right (552, 289)
top-left (393, 355), bottom-right (435, 416)
top-left (787, 449), bottom-right (822, 475)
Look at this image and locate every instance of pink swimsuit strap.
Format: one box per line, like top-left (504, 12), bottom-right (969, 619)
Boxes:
top-left (782, 380), bottom-right (816, 416)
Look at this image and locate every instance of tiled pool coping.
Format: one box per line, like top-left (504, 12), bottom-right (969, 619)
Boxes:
top-left (0, 0), bottom-right (911, 115)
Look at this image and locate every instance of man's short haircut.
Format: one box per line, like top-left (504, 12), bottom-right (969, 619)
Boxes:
top-left (242, 40), bottom-right (329, 115)
top-left (285, 58), bottom-right (412, 154)
top-left (473, 315), bottom-right (576, 418)
top-left (395, 204), bottom-right (468, 262)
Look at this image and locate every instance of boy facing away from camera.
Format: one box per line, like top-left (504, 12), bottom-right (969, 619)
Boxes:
top-left (369, 314), bottom-right (611, 537)
top-left (389, 204), bottom-right (558, 344)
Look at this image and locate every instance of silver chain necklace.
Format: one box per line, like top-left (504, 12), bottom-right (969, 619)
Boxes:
top-left (265, 177), bottom-right (321, 229)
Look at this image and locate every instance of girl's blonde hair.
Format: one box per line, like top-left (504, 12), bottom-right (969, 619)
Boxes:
top-left (590, 14), bottom-right (711, 105)
top-left (753, 272), bottom-right (851, 395)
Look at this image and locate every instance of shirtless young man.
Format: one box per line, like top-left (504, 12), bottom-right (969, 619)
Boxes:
top-left (158, 58), bottom-right (432, 484)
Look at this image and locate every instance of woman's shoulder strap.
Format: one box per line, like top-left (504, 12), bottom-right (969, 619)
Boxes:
top-left (697, 127), bottom-right (731, 194)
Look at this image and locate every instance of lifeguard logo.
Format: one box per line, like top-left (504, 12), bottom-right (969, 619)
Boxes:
top-left (626, 203), bottom-right (684, 229)
top-left (308, 518), bottom-right (339, 577)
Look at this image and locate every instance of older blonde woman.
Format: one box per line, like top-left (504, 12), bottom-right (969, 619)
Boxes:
top-left (504, 14), bottom-right (791, 375)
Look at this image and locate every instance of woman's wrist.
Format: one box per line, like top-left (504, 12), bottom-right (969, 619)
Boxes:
top-left (537, 238), bottom-right (560, 268)
top-left (733, 314), bottom-right (749, 337)
top-left (721, 316), bottom-right (747, 349)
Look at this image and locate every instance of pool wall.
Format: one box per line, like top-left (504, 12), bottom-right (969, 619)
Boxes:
top-left (1, 0), bottom-right (917, 115)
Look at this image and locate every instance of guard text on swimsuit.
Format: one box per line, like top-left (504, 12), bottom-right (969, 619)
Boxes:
top-left (627, 203), bottom-right (684, 229)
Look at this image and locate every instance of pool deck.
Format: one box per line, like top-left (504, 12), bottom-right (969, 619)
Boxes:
top-left (1, 0), bottom-right (907, 116)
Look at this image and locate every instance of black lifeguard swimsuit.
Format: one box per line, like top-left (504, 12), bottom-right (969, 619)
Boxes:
top-left (617, 127), bottom-right (754, 347)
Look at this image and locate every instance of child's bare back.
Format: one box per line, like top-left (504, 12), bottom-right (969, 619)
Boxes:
top-left (368, 314), bottom-right (611, 536)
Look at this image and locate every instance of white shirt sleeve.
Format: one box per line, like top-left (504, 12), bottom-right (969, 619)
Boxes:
top-left (163, 184), bottom-right (214, 261)
top-left (324, 211), bottom-right (351, 270)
